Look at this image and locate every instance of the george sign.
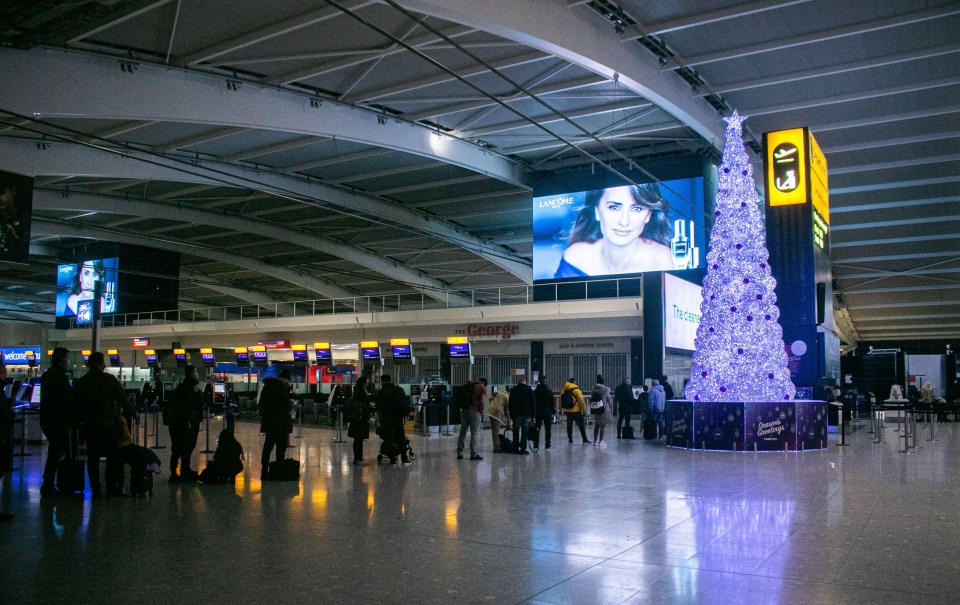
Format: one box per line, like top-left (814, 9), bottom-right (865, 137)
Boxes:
top-left (132, 337), bottom-right (150, 348)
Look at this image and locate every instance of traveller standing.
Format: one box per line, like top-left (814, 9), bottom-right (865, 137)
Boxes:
top-left (615, 376), bottom-right (635, 439)
top-left (348, 375), bottom-right (372, 465)
top-left (39, 347), bottom-right (72, 497)
top-left (74, 352), bottom-right (131, 498)
top-left (1, 361), bottom-right (15, 518)
top-left (259, 369), bottom-right (292, 480)
top-left (375, 374), bottom-right (411, 464)
top-left (533, 377), bottom-right (554, 451)
top-left (486, 388), bottom-right (510, 453)
top-left (508, 377), bottom-right (535, 454)
top-left (457, 378), bottom-right (486, 460)
top-left (167, 365), bottom-right (204, 483)
top-left (660, 375), bottom-right (675, 402)
top-left (590, 375), bottom-right (613, 446)
top-left (649, 379), bottom-right (666, 438)
top-left (562, 379), bottom-right (590, 444)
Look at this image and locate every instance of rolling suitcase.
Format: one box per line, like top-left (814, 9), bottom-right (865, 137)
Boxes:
top-left (57, 429), bottom-right (86, 494)
top-left (643, 418), bottom-right (658, 441)
top-left (621, 426), bottom-right (635, 440)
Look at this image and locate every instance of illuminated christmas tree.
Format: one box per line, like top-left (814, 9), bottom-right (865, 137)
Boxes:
top-left (685, 111), bottom-right (796, 402)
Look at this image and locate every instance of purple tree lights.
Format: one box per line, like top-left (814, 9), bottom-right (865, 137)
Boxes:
top-left (684, 111), bottom-right (796, 403)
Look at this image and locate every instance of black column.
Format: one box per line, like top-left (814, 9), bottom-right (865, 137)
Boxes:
top-left (642, 273), bottom-right (664, 383)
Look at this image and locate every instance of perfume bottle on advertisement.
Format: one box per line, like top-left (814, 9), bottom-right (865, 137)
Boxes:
top-left (671, 219), bottom-right (689, 269)
top-left (688, 222), bottom-right (699, 268)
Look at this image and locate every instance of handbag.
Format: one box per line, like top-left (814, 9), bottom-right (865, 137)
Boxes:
top-left (590, 405), bottom-right (605, 416)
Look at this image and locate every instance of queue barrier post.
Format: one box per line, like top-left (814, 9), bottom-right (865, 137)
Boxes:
top-left (332, 406), bottom-right (346, 443)
top-left (837, 401), bottom-right (850, 447)
top-left (201, 405), bottom-right (215, 454)
top-left (443, 403), bottom-right (453, 436)
top-left (151, 409), bottom-right (166, 450)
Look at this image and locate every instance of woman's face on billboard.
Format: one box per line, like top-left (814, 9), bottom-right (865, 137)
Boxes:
top-left (78, 261), bottom-right (99, 292)
top-left (594, 186), bottom-right (651, 246)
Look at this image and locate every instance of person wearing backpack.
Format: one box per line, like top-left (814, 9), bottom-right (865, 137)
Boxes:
top-left (589, 376), bottom-right (614, 446)
top-left (347, 375), bottom-right (372, 465)
top-left (561, 379), bottom-right (590, 444)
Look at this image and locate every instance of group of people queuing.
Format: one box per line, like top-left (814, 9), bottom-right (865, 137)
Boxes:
top-left (34, 347), bottom-right (134, 499)
top-left (458, 373), bottom-right (676, 457)
top-left (10, 348), bottom-right (242, 505)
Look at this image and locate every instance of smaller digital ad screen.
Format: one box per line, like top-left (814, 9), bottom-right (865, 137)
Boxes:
top-left (108, 352), bottom-right (121, 366)
top-left (201, 352), bottom-right (215, 366)
top-left (145, 353), bottom-right (158, 367)
top-left (55, 257), bottom-right (120, 320)
top-left (361, 347), bottom-right (380, 361)
top-left (315, 348), bottom-right (332, 364)
top-left (449, 343), bottom-right (471, 359)
top-left (235, 351), bottom-right (249, 365)
top-left (664, 273), bottom-right (703, 352)
top-left (252, 350), bottom-right (268, 365)
top-left (174, 352), bottom-right (187, 367)
top-left (292, 349), bottom-right (308, 362)
top-left (391, 344), bottom-right (411, 360)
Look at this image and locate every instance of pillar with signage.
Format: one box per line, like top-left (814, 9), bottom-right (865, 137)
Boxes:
top-left (763, 127), bottom-right (836, 393)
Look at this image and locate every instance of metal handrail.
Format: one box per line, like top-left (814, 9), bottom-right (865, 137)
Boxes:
top-left (79, 277), bottom-right (642, 329)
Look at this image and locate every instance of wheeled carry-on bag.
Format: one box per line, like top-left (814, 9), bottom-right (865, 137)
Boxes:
top-left (621, 426), bottom-right (635, 440)
top-left (267, 458), bottom-right (300, 481)
top-left (57, 429), bottom-right (86, 494)
top-left (643, 418), bottom-right (658, 441)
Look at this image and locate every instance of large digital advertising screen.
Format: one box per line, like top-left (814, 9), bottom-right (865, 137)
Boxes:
top-left (532, 178), bottom-right (706, 281)
top-left (664, 273), bottom-right (703, 352)
top-left (55, 257), bottom-right (119, 323)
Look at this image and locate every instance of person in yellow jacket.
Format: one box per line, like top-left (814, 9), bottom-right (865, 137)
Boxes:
top-left (562, 379), bottom-right (591, 444)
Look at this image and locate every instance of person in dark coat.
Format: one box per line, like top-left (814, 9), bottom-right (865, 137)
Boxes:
top-left (375, 375), bottom-right (411, 464)
top-left (0, 361), bottom-right (14, 518)
top-left (167, 365), bottom-right (204, 483)
top-left (74, 352), bottom-right (132, 498)
top-left (614, 376), bottom-right (636, 439)
top-left (347, 375), bottom-right (372, 465)
top-left (259, 370), bottom-right (292, 480)
top-left (532, 377), bottom-right (554, 451)
top-left (39, 347), bottom-right (73, 497)
top-left (508, 377), bottom-right (535, 454)
top-left (660, 375), bottom-right (675, 401)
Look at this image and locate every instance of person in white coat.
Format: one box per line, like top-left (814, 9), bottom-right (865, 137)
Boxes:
top-left (589, 375), bottom-right (614, 446)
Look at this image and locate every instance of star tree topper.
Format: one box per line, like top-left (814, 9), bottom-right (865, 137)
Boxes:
top-left (684, 111), bottom-right (797, 403)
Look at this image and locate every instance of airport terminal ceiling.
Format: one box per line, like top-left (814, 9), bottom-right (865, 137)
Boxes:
top-left (0, 0), bottom-right (957, 343)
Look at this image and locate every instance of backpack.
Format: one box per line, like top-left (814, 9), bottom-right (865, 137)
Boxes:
top-left (560, 390), bottom-right (575, 410)
top-left (455, 382), bottom-right (475, 410)
top-left (590, 387), bottom-right (603, 404)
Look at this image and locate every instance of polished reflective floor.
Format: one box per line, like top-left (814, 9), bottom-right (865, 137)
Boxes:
top-left (2, 417), bottom-right (959, 604)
